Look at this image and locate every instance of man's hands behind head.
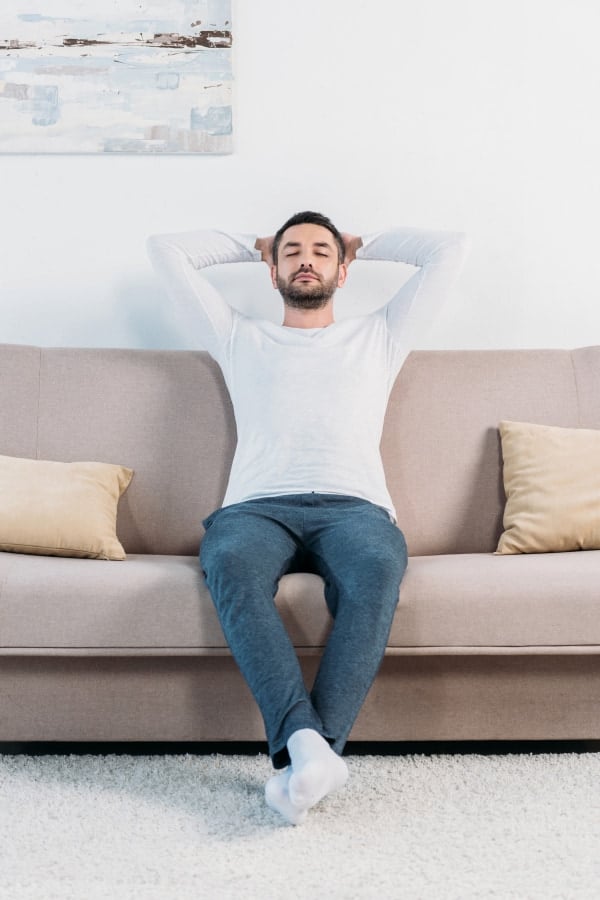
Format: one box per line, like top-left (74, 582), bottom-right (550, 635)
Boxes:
top-left (255, 236), bottom-right (274, 267)
top-left (340, 233), bottom-right (363, 266)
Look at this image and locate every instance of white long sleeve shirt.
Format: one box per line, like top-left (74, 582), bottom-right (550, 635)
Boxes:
top-left (147, 226), bottom-right (470, 519)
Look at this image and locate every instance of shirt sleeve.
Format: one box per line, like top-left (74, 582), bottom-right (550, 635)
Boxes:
top-left (357, 227), bottom-right (471, 353)
top-left (146, 229), bottom-right (261, 361)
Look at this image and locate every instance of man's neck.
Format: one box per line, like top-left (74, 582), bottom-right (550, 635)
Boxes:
top-left (282, 305), bottom-right (334, 329)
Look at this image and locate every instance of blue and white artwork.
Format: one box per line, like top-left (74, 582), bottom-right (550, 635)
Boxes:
top-left (0, 1), bottom-right (232, 153)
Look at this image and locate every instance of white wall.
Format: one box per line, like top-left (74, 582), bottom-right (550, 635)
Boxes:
top-left (2, 0), bottom-right (600, 351)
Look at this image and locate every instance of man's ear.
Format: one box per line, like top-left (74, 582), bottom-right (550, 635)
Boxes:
top-left (270, 264), bottom-right (278, 289)
top-left (337, 263), bottom-right (348, 288)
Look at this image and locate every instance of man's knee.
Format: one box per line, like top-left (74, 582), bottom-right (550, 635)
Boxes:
top-left (199, 508), bottom-right (298, 594)
top-left (347, 522), bottom-right (407, 583)
top-left (377, 527), bottom-right (408, 579)
top-left (201, 528), bottom-right (261, 583)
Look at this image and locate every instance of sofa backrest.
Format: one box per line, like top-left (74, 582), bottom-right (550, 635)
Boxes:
top-left (2, 343), bottom-right (599, 556)
top-left (382, 346), bottom-right (600, 554)
top-left (0, 345), bottom-right (236, 556)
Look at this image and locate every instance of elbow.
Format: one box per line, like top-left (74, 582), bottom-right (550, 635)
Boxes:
top-left (439, 230), bottom-right (472, 264)
top-left (146, 233), bottom-right (161, 254)
top-left (146, 233), bottom-right (169, 264)
top-left (447, 230), bottom-right (471, 252)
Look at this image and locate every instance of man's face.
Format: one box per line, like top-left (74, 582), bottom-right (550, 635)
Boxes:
top-left (271, 223), bottom-right (347, 310)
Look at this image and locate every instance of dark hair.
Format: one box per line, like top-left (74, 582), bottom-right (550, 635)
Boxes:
top-left (272, 211), bottom-right (345, 265)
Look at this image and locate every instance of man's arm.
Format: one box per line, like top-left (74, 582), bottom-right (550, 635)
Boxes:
top-left (146, 230), bottom-right (260, 359)
top-left (356, 227), bottom-right (471, 351)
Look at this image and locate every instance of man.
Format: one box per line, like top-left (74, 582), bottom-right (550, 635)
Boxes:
top-left (147, 212), bottom-right (469, 825)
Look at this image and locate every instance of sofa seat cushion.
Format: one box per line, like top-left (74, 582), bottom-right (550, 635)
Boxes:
top-left (394, 551), bottom-right (600, 648)
top-left (0, 552), bottom-right (330, 651)
top-left (1, 550), bottom-right (599, 653)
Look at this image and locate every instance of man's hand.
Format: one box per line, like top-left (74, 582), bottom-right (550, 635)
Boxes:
top-left (255, 236), bottom-right (274, 267)
top-left (341, 233), bottom-right (363, 265)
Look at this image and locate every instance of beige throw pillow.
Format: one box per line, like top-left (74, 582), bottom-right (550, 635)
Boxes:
top-left (0, 455), bottom-right (133, 560)
top-left (496, 420), bottom-right (600, 554)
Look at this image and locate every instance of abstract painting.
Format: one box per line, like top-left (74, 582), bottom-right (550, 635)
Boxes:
top-left (0, 1), bottom-right (232, 153)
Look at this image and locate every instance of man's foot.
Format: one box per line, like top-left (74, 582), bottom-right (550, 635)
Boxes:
top-left (287, 728), bottom-right (349, 810)
top-left (265, 768), bottom-right (308, 826)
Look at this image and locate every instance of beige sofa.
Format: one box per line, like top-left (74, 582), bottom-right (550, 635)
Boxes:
top-left (1, 342), bottom-right (599, 745)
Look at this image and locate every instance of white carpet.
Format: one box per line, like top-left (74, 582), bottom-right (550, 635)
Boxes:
top-left (1, 751), bottom-right (599, 899)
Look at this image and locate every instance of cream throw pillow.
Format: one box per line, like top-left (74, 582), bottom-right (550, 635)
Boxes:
top-left (0, 455), bottom-right (133, 560)
top-left (496, 420), bottom-right (600, 554)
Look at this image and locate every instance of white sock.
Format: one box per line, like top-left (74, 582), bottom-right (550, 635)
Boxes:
top-left (287, 728), bottom-right (349, 810)
top-left (265, 768), bottom-right (308, 826)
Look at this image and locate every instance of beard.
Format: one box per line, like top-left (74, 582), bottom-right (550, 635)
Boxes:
top-left (276, 271), bottom-right (339, 310)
